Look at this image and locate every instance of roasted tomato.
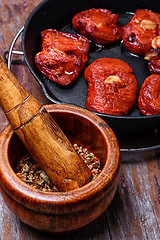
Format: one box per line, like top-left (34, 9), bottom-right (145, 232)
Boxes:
top-left (148, 57), bottom-right (160, 74)
top-left (122, 9), bottom-right (160, 55)
top-left (35, 29), bottom-right (90, 85)
top-left (144, 35), bottom-right (160, 74)
top-left (72, 8), bottom-right (122, 45)
top-left (138, 74), bottom-right (160, 115)
top-left (84, 58), bottom-right (137, 115)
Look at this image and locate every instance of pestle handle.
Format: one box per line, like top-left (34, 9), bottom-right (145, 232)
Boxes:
top-left (0, 56), bottom-right (91, 192)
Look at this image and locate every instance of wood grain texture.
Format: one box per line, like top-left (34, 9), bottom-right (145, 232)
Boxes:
top-left (0, 0), bottom-right (160, 239)
top-left (0, 105), bottom-right (120, 234)
top-left (0, 57), bottom-right (30, 113)
top-left (0, 58), bottom-right (92, 192)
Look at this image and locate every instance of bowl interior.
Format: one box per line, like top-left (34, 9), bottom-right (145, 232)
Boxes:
top-left (8, 108), bottom-right (107, 174)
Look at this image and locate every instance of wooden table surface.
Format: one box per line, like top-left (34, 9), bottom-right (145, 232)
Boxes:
top-left (0, 1), bottom-right (160, 239)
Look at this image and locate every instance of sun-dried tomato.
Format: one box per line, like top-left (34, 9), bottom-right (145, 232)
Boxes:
top-left (138, 74), bottom-right (160, 115)
top-left (122, 9), bottom-right (160, 55)
top-left (35, 29), bottom-right (89, 85)
top-left (72, 8), bottom-right (122, 45)
top-left (84, 58), bottom-right (137, 115)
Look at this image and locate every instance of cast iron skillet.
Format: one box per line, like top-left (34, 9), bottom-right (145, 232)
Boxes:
top-left (22, 0), bottom-right (160, 134)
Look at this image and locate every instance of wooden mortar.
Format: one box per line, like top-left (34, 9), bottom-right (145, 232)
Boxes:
top-left (0, 56), bottom-right (91, 192)
top-left (0, 104), bottom-right (120, 234)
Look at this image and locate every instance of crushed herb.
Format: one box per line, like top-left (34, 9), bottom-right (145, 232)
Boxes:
top-left (15, 143), bottom-right (101, 192)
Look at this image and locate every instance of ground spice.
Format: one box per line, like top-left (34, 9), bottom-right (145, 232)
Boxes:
top-left (15, 143), bottom-right (101, 192)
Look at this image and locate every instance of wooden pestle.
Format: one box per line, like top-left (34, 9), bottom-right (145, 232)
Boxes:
top-left (0, 56), bottom-right (92, 192)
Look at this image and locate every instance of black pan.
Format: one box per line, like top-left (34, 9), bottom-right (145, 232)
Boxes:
top-left (22, 0), bottom-right (160, 134)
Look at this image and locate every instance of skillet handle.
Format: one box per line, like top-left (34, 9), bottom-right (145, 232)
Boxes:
top-left (4, 26), bottom-right (24, 69)
top-left (120, 144), bottom-right (160, 152)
